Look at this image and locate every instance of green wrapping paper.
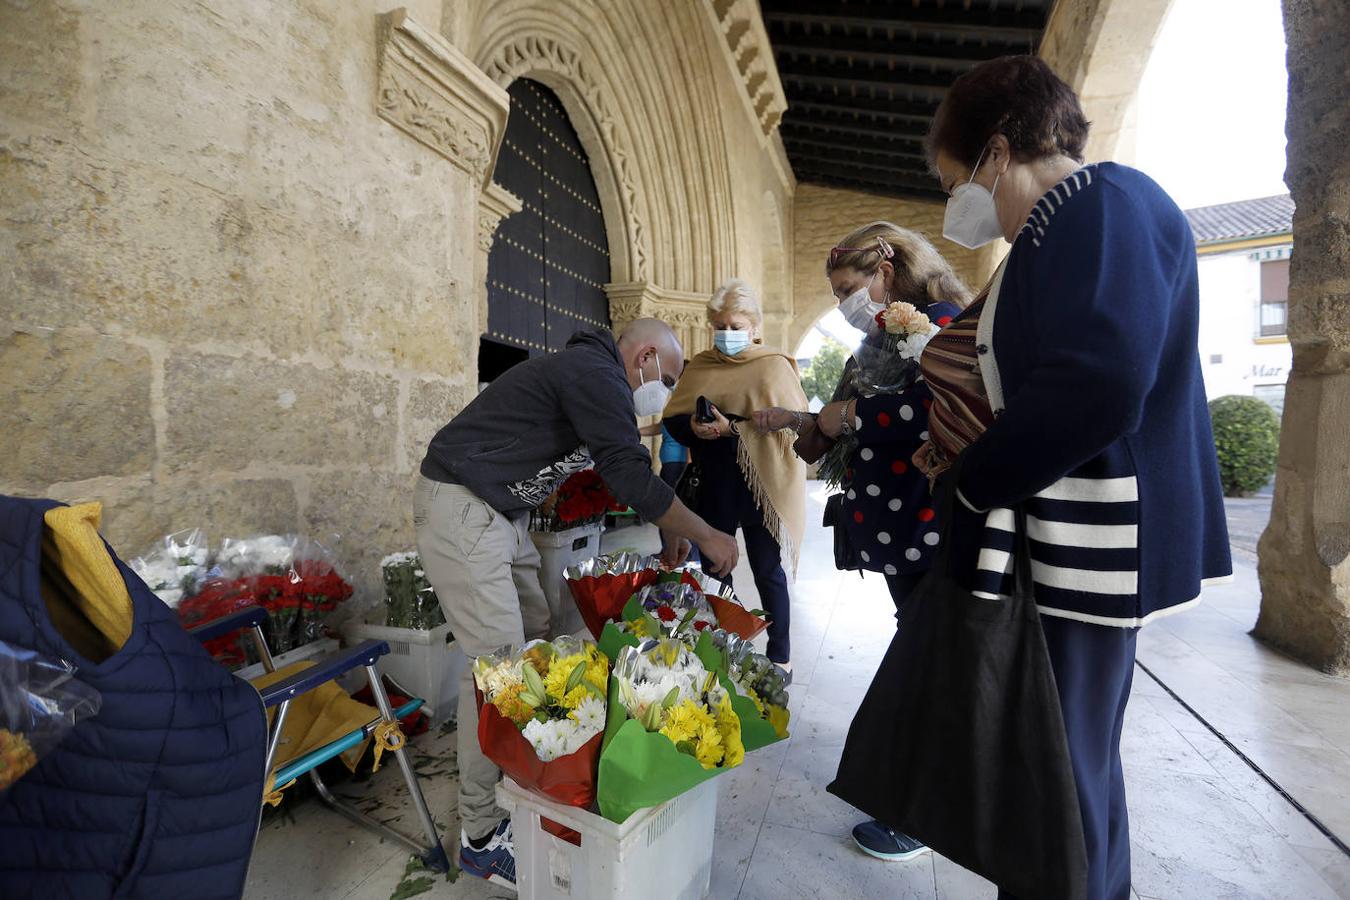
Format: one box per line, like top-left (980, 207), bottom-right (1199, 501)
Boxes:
top-left (596, 675), bottom-right (727, 824)
top-left (689, 630), bottom-right (787, 752)
top-left (596, 620), bottom-right (640, 664)
top-left (604, 622), bottom-right (789, 755)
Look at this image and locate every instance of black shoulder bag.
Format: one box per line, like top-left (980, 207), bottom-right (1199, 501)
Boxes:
top-left (821, 493), bottom-right (862, 572)
top-left (827, 456), bottom-right (1088, 900)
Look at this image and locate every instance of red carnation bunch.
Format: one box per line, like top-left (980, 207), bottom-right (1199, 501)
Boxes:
top-left (533, 469), bottom-right (624, 532)
top-left (177, 557), bottom-right (353, 666)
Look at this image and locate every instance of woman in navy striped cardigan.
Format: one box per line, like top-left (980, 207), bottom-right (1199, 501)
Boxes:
top-left (916, 57), bottom-right (1232, 900)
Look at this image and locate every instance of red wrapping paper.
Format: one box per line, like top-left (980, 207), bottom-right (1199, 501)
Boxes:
top-left (679, 572), bottom-right (770, 640)
top-left (567, 568), bottom-right (660, 639)
top-left (476, 689), bottom-right (604, 808)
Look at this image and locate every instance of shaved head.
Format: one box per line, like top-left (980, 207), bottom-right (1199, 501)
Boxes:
top-left (616, 318), bottom-right (684, 392)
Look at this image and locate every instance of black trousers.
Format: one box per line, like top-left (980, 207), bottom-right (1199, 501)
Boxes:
top-left (884, 570), bottom-right (927, 627)
top-left (698, 477), bottom-right (791, 664)
top-left (999, 617), bottom-right (1138, 900)
top-left (657, 462), bottom-right (698, 562)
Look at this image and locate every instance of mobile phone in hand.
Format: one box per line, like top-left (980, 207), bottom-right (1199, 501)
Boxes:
top-left (695, 395), bottom-right (716, 424)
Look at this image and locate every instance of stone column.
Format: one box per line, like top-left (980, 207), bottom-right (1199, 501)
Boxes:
top-left (1254, 0), bottom-right (1350, 674)
top-left (476, 182), bottom-right (523, 334)
top-left (605, 280), bottom-right (710, 356)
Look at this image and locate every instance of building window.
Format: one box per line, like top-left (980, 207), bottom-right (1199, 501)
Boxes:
top-left (1260, 258), bottom-right (1290, 337)
top-left (1253, 384), bottom-right (1286, 418)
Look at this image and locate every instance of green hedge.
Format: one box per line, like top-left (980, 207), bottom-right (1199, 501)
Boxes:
top-left (1209, 394), bottom-right (1280, 497)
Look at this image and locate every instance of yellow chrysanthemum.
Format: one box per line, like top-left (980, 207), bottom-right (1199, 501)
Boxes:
top-left (743, 687), bottom-right (767, 718)
top-left (538, 647), bottom-right (610, 711)
top-left (693, 722), bottom-right (724, 769)
top-left (491, 681), bottom-right (535, 727)
top-left (659, 699), bottom-right (712, 747)
top-left (715, 694), bottom-right (745, 768)
top-left (584, 646), bottom-right (609, 693)
top-left (767, 704), bottom-right (791, 740)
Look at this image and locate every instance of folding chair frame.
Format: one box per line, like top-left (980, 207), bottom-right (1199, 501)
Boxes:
top-left (190, 606), bottom-right (450, 873)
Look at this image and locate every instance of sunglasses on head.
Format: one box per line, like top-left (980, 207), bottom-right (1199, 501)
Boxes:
top-left (827, 236), bottom-right (895, 270)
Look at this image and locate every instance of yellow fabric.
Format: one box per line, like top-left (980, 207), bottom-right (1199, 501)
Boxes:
top-left (249, 660), bottom-right (382, 803)
top-left (666, 345), bottom-right (809, 575)
top-left (370, 719), bottom-right (407, 774)
top-left (262, 775), bottom-right (296, 807)
top-left (40, 503), bottom-right (133, 660)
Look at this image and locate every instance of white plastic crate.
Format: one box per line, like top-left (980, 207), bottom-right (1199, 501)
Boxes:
top-left (496, 776), bottom-right (717, 900)
top-left (340, 611), bottom-right (465, 720)
top-left (530, 523), bottom-right (603, 637)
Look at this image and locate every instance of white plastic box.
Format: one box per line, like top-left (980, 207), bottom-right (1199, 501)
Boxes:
top-left (530, 523), bottom-right (603, 637)
top-left (496, 776), bottom-right (717, 900)
top-left (341, 610), bottom-right (465, 720)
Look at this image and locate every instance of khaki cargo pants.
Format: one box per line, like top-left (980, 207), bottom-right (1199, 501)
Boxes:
top-left (413, 476), bottom-right (551, 840)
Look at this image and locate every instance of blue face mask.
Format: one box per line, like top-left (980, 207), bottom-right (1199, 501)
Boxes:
top-left (714, 329), bottom-right (752, 356)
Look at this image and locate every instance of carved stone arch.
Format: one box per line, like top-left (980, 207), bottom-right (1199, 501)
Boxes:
top-left (476, 31), bottom-right (646, 286)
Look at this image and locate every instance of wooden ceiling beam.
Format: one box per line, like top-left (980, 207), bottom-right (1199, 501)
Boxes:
top-left (781, 130), bottom-right (925, 158)
top-left (768, 30), bottom-right (1027, 66)
top-left (761, 1), bottom-right (1045, 43)
top-left (777, 56), bottom-right (962, 91)
top-left (782, 104), bottom-right (931, 139)
top-left (780, 116), bottom-right (925, 145)
top-left (786, 95), bottom-right (937, 122)
top-left (789, 148), bottom-right (931, 178)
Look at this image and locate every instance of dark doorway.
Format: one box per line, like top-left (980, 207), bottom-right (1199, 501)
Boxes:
top-left (481, 78), bottom-right (612, 381)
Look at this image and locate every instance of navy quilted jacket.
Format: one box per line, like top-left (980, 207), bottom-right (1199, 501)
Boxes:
top-left (0, 496), bottom-right (267, 899)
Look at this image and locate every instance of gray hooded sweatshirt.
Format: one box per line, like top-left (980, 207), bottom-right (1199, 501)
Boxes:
top-left (419, 330), bottom-right (675, 521)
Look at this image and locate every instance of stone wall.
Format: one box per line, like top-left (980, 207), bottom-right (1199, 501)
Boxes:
top-left (0, 0), bottom-right (799, 603)
top-left (1, 1), bottom-right (487, 601)
top-left (788, 183), bottom-right (1000, 350)
top-left (1255, 0), bottom-right (1350, 674)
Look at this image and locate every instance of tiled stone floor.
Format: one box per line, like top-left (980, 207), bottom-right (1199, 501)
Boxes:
top-left (246, 486), bottom-right (1350, 900)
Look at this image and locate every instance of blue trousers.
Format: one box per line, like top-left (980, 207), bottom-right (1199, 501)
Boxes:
top-left (1001, 616), bottom-right (1138, 900)
top-left (698, 477), bottom-right (791, 664)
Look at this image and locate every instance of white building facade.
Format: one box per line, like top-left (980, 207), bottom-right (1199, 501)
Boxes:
top-left (1187, 196), bottom-right (1294, 415)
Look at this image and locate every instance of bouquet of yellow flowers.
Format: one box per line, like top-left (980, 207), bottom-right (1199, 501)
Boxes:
top-left (473, 636), bottom-right (610, 807)
top-left (597, 639), bottom-right (744, 822)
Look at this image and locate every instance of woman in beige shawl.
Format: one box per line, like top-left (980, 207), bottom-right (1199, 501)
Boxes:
top-left (662, 279), bottom-right (807, 676)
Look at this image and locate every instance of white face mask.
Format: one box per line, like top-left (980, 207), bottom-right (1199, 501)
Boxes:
top-left (942, 145), bottom-right (1004, 250)
top-left (837, 273), bottom-right (886, 331)
top-left (632, 354), bottom-right (672, 417)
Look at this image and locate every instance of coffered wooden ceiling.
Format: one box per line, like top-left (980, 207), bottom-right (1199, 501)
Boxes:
top-left (761, 0), bottom-right (1052, 202)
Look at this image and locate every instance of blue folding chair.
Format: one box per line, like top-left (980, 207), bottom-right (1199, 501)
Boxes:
top-left (189, 605), bottom-right (450, 873)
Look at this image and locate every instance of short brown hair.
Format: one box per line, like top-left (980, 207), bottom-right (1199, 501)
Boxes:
top-left (926, 56), bottom-right (1090, 169)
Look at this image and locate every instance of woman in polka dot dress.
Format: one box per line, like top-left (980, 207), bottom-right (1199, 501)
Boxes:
top-left (767, 222), bottom-right (971, 610)
top-left (756, 221), bottom-right (972, 863)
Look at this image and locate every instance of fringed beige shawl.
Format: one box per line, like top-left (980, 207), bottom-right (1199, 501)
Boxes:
top-left (666, 345), bottom-right (809, 578)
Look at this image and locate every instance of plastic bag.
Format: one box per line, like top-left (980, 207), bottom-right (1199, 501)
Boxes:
top-left (380, 552), bottom-right (447, 631)
top-left (128, 528), bottom-right (210, 609)
top-left (0, 642), bottom-right (102, 793)
top-left (178, 533), bottom-right (353, 664)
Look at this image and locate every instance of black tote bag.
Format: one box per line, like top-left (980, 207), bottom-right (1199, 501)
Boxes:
top-left (827, 459), bottom-right (1088, 900)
